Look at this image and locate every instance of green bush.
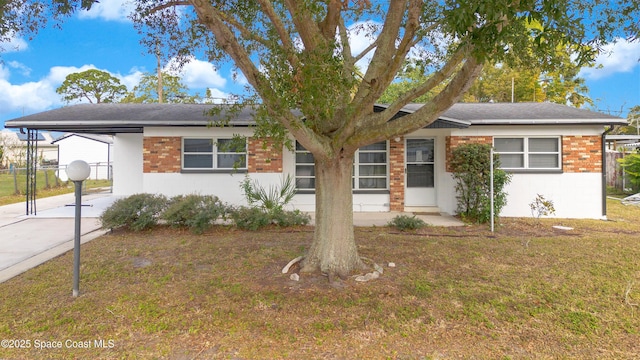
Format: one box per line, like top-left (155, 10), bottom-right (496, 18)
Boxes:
top-left (618, 152), bottom-right (640, 192)
top-left (230, 206), bottom-right (272, 231)
top-left (270, 209), bottom-right (311, 227)
top-left (387, 214), bottom-right (426, 231)
top-left (162, 194), bottom-right (228, 234)
top-left (230, 207), bottom-right (310, 230)
top-left (450, 143), bottom-right (512, 223)
top-left (100, 193), bottom-right (168, 231)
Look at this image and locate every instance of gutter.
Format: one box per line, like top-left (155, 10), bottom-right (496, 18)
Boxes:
top-left (602, 125), bottom-right (616, 218)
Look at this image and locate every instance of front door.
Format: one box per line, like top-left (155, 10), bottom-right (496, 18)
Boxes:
top-left (405, 138), bottom-right (436, 207)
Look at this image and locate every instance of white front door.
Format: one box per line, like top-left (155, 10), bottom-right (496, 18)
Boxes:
top-left (405, 138), bottom-right (436, 207)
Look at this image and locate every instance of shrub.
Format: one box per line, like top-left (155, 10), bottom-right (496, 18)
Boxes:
top-left (162, 194), bottom-right (228, 234)
top-left (387, 214), bottom-right (426, 231)
top-left (229, 206), bottom-right (272, 231)
top-left (529, 194), bottom-right (556, 218)
top-left (230, 207), bottom-right (311, 230)
top-left (100, 193), bottom-right (168, 231)
top-left (618, 153), bottom-right (640, 192)
top-left (450, 143), bottom-right (512, 223)
top-left (270, 209), bottom-right (311, 227)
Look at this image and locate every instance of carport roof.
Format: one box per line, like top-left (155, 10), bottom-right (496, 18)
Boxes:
top-left (4, 102), bottom-right (625, 135)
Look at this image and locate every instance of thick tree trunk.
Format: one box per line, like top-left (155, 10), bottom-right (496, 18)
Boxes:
top-left (301, 152), bottom-right (365, 278)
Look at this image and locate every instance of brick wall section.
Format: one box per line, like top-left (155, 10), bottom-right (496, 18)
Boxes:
top-left (389, 137), bottom-right (405, 211)
top-left (143, 137), bottom-right (181, 173)
top-left (247, 137), bottom-right (283, 173)
top-left (445, 136), bottom-right (493, 172)
top-left (562, 135), bottom-right (601, 173)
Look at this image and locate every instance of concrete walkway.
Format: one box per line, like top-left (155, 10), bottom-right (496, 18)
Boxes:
top-left (0, 191), bottom-right (116, 283)
top-left (0, 192), bottom-right (463, 284)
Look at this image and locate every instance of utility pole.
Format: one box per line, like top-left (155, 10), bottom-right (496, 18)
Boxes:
top-left (156, 40), bottom-right (163, 104)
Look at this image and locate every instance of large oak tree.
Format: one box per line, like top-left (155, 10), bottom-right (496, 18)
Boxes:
top-left (3, 0), bottom-right (639, 278)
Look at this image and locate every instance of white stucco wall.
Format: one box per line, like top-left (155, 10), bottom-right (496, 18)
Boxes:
top-left (112, 133), bottom-right (143, 195)
top-left (442, 125), bottom-right (607, 219)
top-left (56, 135), bottom-right (112, 181)
top-left (110, 123), bottom-right (607, 219)
top-left (501, 172), bottom-right (603, 218)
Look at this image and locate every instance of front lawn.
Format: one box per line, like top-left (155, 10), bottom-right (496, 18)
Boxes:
top-left (0, 200), bottom-right (638, 359)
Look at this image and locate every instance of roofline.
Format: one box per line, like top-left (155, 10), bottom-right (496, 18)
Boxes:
top-left (52, 133), bottom-right (114, 144)
top-left (467, 119), bottom-right (628, 126)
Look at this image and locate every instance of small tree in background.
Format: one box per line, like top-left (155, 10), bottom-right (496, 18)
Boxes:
top-left (121, 72), bottom-right (197, 103)
top-left (450, 143), bottom-right (512, 223)
top-left (618, 153), bottom-right (640, 192)
top-left (56, 69), bottom-right (127, 103)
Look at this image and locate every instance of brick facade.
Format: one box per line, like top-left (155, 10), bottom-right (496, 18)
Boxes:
top-left (143, 137), bottom-right (182, 173)
top-left (142, 136), bottom-right (283, 174)
top-left (445, 136), bottom-right (493, 172)
top-left (247, 138), bottom-right (283, 173)
top-left (562, 135), bottom-right (601, 173)
top-left (389, 137), bottom-right (405, 211)
top-left (445, 135), bottom-right (601, 173)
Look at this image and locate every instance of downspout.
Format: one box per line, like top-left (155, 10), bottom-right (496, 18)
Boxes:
top-left (602, 125), bottom-right (615, 218)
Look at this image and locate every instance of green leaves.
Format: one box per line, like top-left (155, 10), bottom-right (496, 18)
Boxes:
top-left (450, 143), bottom-right (512, 223)
top-left (618, 153), bottom-right (640, 190)
top-left (56, 69), bottom-right (127, 104)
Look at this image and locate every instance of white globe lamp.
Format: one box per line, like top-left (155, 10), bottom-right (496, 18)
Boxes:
top-left (66, 160), bottom-right (91, 297)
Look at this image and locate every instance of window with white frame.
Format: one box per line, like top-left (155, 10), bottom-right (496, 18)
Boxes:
top-left (494, 137), bottom-right (561, 170)
top-left (182, 138), bottom-right (247, 170)
top-left (294, 141), bottom-right (389, 190)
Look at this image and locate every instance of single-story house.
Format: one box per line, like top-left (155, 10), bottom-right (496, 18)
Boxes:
top-left (4, 102), bottom-right (626, 219)
top-left (52, 133), bottom-right (113, 181)
top-left (0, 129), bottom-right (59, 168)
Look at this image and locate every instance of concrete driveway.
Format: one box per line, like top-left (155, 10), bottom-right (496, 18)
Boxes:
top-left (0, 192), bottom-right (116, 283)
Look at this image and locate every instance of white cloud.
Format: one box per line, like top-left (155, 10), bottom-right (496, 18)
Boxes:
top-left (116, 69), bottom-right (144, 92)
top-left (204, 88), bottom-right (231, 103)
top-left (580, 38), bottom-right (640, 80)
top-left (7, 61), bottom-right (32, 77)
top-left (166, 57), bottom-right (227, 89)
top-left (0, 33), bottom-right (28, 53)
top-left (346, 21), bottom-right (381, 72)
top-left (0, 65), bottom-right (144, 119)
top-left (0, 65), bottom-right (60, 118)
top-left (77, 0), bottom-right (133, 22)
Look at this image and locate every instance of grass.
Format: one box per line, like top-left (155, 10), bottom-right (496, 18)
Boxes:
top-left (0, 200), bottom-right (639, 358)
top-left (0, 170), bottom-right (112, 206)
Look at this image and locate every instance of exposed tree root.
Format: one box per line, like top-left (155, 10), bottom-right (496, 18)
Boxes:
top-left (284, 255), bottom-right (385, 284)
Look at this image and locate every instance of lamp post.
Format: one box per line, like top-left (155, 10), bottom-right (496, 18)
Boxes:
top-left (66, 160), bottom-right (91, 297)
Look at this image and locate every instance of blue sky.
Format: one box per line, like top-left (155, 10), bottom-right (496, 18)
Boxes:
top-left (0, 1), bottom-right (638, 129)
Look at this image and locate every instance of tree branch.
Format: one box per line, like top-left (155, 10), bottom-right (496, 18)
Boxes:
top-left (283, 0), bottom-right (322, 51)
top-left (319, 0), bottom-right (342, 40)
top-left (352, 0), bottom-right (411, 110)
top-left (256, 0), bottom-right (301, 68)
top-left (149, 0), bottom-right (190, 12)
top-left (354, 55), bottom-right (482, 146)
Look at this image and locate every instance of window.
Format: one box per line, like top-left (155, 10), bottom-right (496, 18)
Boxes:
top-left (183, 138), bottom-right (247, 170)
top-left (295, 142), bottom-right (315, 189)
top-left (294, 141), bottom-right (389, 190)
top-left (354, 141), bottom-right (388, 189)
top-left (494, 137), bottom-right (561, 170)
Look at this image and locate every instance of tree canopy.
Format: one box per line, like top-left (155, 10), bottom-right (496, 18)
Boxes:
top-left (121, 72), bottom-right (196, 104)
top-left (56, 69), bottom-right (128, 104)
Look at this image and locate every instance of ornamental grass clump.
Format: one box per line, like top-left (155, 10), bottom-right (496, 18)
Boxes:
top-left (387, 214), bottom-right (426, 231)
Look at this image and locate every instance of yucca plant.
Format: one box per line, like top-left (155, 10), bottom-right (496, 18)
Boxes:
top-left (240, 174), bottom-right (297, 213)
